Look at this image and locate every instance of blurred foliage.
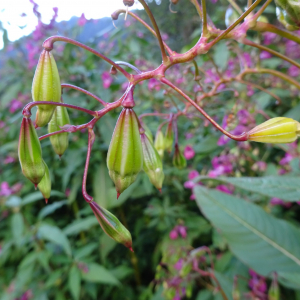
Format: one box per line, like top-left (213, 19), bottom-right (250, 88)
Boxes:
top-left (1, 0), bottom-right (300, 300)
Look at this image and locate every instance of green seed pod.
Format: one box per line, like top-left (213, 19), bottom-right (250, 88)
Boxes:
top-left (89, 201), bottom-right (133, 251)
top-left (165, 121), bottom-right (174, 153)
top-left (248, 117), bottom-right (300, 144)
top-left (107, 108), bottom-right (143, 198)
top-left (48, 105), bottom-right (70, 157)
top-left (225, 7), bottom-right (240, 27)
top-left (173, 145), bottom-right (186, 169)
top-left (37, 160), bottom-right (51, 203)
top-left (275, 0), bottom-right (300, 27)
top-left (32, 50), bottom-right (61, 127)
top-left (18, 117), bottom-right (45, 186)
top-left (268, 275), bottom-right (280, 300)
top-left (141, 133), bottom-right (164, 191)
top-left (154, 130), bottom-right (165, 158)
top-left (276, 6), bottom-right (299, 30)
top-left (140, 120), bottom-right (153, 144)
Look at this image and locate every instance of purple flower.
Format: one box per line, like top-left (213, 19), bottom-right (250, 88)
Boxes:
top-left (270, 197), bottom-right (292, 208)
top-left (251, 161), bottom-right (267, 172)
top-left (177, 225), bottom-right (187, 238)
top-left (188, 170), bottom-right (199, 180)
top-left (217, 135), bottom-right (230, 146)
top-left (0, 182), bottom-right (12, 197)
top-left (288, 65), bottom-right (300, 77)
top-left (216, 185), bottom-right (233, 194)
top-left (148, 78), bottom-right (160, 91)
top-left (243, 53), bottom-right (252, 67)
top-left (4, 156), bottom-right (15, 164)
top-left (9, 99), bottom-right (23, 113)
top-left (260, 51), bottom-right (272, 60)
top-left (174, 258), bottom-right (184, 270)
top-left (263, 32), bottom-right (277, 45)
top-left (169, 229), bottom-right (178, 240)
top-left (184, 145), bottom-right (195, 160)
top-left (78, 13), bottom-right (87, 26)
top-left (101, 71), bottom-right (113, 89)
top-left (184, 181), bottom-right (195, 189)
top-left (279, 153), bottom-right (293, 166)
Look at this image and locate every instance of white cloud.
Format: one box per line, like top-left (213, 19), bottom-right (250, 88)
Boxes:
top-left (0, 0), bottom-right (142, 48)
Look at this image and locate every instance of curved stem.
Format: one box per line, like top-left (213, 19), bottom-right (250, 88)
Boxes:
top-left (161, 77), bottom-right (248, 141)
top-left (207, 0), bottom-right (263, 48)
top-left (112, 9), bottom-right (174, 55)
top-left (22, 101), bottom-right (97, 118)
top-left (43, 36), bottom-right (131, 80)
top-left (242, 38), bottom-right (300, 70)
top-left (138, 0), bottom-right (169, 64)
top-left (190, 0), bottom-right (203, 19)
top-left (252, 22), bottom-right (300, 45)
top-left (242, 68), bottom-right (300, 90)
top-left (82, 129), bottom-right (95, 203)
top-left (115, 61), bottom-right (142, 74)
top-left (237, 79), bottom-right (281, 104)
top-left (61, 84), bottom-right (107, 106)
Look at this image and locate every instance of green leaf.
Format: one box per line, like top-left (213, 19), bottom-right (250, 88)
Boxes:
top-left (38, 224), bottom-right (72, 256)
top-left (68, 265), bottom-right (81, 300)
top-left (194, 185), bottom-right (300, 276)
top-left (196, 290), bottom-right (213, 300)
top-left (63, 217), bottom-right (98, 236)
top-left (198, 176), bottom-right (300, 202)
top-left (22, 190), bottom-right (65, 206)
top-left (194, 135), bottom-right (220, 153)
top-left (213, 271), bottom-right (233, 300)
top-left (38, 200), bottom-right (68, 219)
top-left (81, 263), bottom-right (120, 285)
top-left (11, 213), bottom-right (24, 243)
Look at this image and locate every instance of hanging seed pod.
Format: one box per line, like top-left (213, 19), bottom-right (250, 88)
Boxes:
top-left (48, 105), bottom-right (70, 157)
top-left (141, 133), bottom-right (164, 191)
top-left (165, 121), bottom-right (174, 153)
top-left (173, 144), bottom-right (186, 169)
top-left (37, 160), bottom-right (51, 204)
top-left (154, 130), bottom-right (165, 158)
top-left (89, 201), bottom-right (133, 251)
top-left (247, 117), bottom-right (300, 144)
top-left (107, 108), bottom-right (143, 198)
top-left (32, 50), bottom-right (61, 127)
top-left (268, 275), bottom-right (280, 300)
top-left (18, 117), bottom-right (45, 186)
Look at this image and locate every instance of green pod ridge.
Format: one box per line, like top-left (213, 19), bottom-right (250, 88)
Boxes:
top-left (48, 105), bottom-right (70, 157)
top-left (164, 121), bottom-right (174, 153)
top-left (107, 108), bottom-right (143, 197)
top-left (154, 130), bottom-right (165, 158)
top-left (37, 160), bottom-right (51, 203)
top-left (173, 145), bottom-right (186, 169)
top-left (32, 50), bottom-right (61, 127)
top-left (89, 201), bottom-right (133, 251)
top-left (141, 133), bottom-right (164, 191)
top-left (18, 117), bottom-right (45, 186)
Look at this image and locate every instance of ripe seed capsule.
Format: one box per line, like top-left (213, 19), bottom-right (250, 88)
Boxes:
top-left (141, 133), bottom-right (164, 191)
top-left (37, 160), bottom-right (51, 203)
top-left (247, 117), bottom-right (300, 144)
top-left (18, 117), bottom-right (45, 186)
top-left (154, 130), bottom-right (165, 159)
top-left (32, 50), bottom-right (61, 127)
top-left (48, 105), bottom-right (70, 157)
top-left (107, 108), bottom-right (143, 197)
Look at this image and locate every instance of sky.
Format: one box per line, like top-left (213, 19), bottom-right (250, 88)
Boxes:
top-left (0, 0), bottom-right (143, 49)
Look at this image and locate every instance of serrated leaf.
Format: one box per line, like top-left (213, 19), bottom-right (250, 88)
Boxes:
top-left (194, 185), bottom-right (300, 276)
top-left (81, 263), bottom-right (120, 285)
top-left (68, 265), bottom-right (81, 300)
top-left (38, 224), bottom-right (72, 256)
top-left (198, 176), bottom-right (300, 202)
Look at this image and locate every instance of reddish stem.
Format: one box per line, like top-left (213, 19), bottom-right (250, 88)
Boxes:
top-left (61, 84), bottom-right (107, 106)
top-left (43, 36), bottom-right (131, 80)
top-left (160, 78), bottom-right (248, 141)
top-left (22, 101), bottom-right (97, 118)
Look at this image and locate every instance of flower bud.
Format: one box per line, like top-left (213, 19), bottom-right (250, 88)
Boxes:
top-left (173, 145), bottom-right (186, 169)
top-left (141, 133), bottom-right (164, 191)
top-left (248, 117), bottom-right (300, 144)
top-left (107, 108), bottom-right (143, 198)
top-left (165, 121), bottom-right (174, 153)
top-left (154, 130), bottom-right (165, 158)
top-left (32, 50), bottom-right (61, 127)
top-left (37, 160), bottom-right (51, 204)
top-left (18, 117), bottom-right (45, 186)
top-left (48, 105), bottom-right (70, 157)
top-left (89, 201), bottom-right (133, 251)
top-left (268, 275), bottom-right (280, 300)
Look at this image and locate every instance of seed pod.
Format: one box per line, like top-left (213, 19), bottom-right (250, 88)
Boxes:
top-left (275, 0), bottom-right (300, 27)
top-left (107, 108), bottom-right (143, 198)
top-left (37, 160), bottom-right (51, 203)
top-left (18, 117), bottom-right (45, 186)
top-left (268, 275), bottom-right (280, 300)
top-left (89, 201), bottom-right (133, 251)
top-left (276, 6), bottom-right (299, 30)
top-left (141, 133), bottom-right (164, 191)
top-left (154, 130), bottom-right (165, 158)
top-left (48, 105), bottom-right (70, 157)
top-left (165, 121), bottom-right (174, 152)
top-left (247, 117), bottom-right (300, 144)
top-left (32, 50), bottom-right (61, 127)
top-left (173, 144), bottom-right (186, 169)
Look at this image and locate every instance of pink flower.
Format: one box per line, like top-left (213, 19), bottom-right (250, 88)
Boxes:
top-left (0, 182), bottom-right (12, 197)
top-left (4, 156), bottom-right (15, 164)
top-left (148, 78), bottom-right (160, 91)
top-left (169, 229), bottom-right (178, 240)
top-left (9, 99), bottom-right (23, 113)
top-left (216, 185), bottom-right (233, 194)
top-left (184, 181), bottom-right (195, 189)
top-left (177, 225), bottom-right (187, 238)
top-left (78, 13), bottom-right (87, 26)
top-left (288, 65), bottom-right (300, 77)
top-left (188, 170), bottom-right (199, 180)
top-left (174, 258), bottom-right (184, 270)
top-left (101, 71), bottom-right (113, 89)
top-left (184, 145), bottom-right (195, 160)
top-left (270, 197), bottom-right (292, 208)
top-left (260, 51), bottom-right (272, 60)
top-left (279, 153), bottom-right (293, 165)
